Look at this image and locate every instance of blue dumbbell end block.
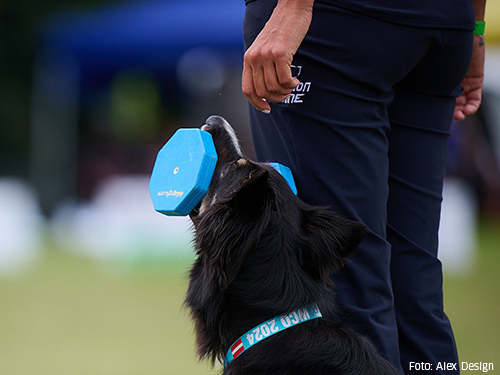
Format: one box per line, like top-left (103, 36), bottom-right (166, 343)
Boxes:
top-left (268, 162), bottom-right (298, 195)
top-left (149, 129), bottom-right (218, 216)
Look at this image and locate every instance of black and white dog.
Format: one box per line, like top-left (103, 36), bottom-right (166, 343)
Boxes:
top-left (185, 116), bottom-right (401, 374)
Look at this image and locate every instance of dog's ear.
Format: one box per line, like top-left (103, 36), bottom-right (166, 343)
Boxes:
top-left (195, 168), bottom-right (270, 290)
top-left (216, 168), bottom-right (270, 287)
top-left (300, 208), bottom-right (369, 284)
top-left (230, 168), bottom-right (270, 213)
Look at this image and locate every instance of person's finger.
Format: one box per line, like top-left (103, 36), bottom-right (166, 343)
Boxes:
top-left (462, 100), bottom-right (481, 116)
top-left (259, 61), bottom-right (299, 103)
top-left (462, 89), bottom-right (482, 117)
top-left (453, 89), bottom-right (482, 121)
top-left (454, 94), bottom-right (466, 121)
top-left (453, 108), bottom-right (466, 122)
top-left (242, 63), bottom-right (272, 113)
top-left (262, 69), bottom-right (294, 103)
top-left (261, 58), bottom-right (282, 94)
top-left (276, 60), bottom-right (300, 91)
top-left (257, 53), bottom-right (294, 103)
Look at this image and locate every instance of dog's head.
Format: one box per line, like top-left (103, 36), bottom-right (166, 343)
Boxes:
top-left (189, 115), bottom-right (263, 221)
top-left (188, 116), bottom-right (368, 291)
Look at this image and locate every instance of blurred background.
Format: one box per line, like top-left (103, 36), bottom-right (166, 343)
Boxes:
top-left (0, 0), bottom-right (499, 374)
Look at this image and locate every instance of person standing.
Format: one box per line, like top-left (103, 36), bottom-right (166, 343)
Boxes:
top-left (241, 0), bottom-right (486, 373)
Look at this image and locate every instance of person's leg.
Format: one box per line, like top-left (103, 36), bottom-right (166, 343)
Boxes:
top-left (387, 30), bottom-right (473, 374)
top-left (244, 1), bottom-right (472, 372)
top-left (243, 2), bottom-right (429, 370)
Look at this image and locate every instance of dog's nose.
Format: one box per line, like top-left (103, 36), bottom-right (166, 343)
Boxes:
top-left (202, 115), bottom-right (227, 132)
top-left (201, 115), bottom-right (244, 159)
top-left (205, 115), bottom-right (225, 126)
top-left (202, 116), bottom-right (218, 132)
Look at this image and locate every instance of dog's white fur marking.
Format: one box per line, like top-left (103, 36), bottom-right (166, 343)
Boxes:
top-left (203, 116), bottom-right (243, 157)
top-left (197, 117), bottom-right (244, 216)
top-left (237, 158), bottom-right (248, 166)
top-left (219, 117), bottom-right (244, 157)
top-left (199, 200), bottom-right (208, 215)
top-left (211, 193), bottom-right (218, 205)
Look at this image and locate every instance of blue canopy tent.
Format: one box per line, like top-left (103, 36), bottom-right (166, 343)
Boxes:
top-left (30, 0), bottom-right (246, 213)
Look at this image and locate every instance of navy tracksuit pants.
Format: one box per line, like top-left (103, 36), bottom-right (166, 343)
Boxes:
top-left (243, 1), bottom-right (474, 374)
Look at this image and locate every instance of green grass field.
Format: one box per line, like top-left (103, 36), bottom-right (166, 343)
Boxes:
top-left (0, 220), bottom-right (498, 375)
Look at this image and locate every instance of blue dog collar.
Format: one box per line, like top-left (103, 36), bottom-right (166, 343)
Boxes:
top-left (224, 305), bottom-right (322, 366)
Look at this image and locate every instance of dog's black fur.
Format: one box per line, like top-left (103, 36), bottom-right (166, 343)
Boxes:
top-left (185, 116), bottom-right (401, 374)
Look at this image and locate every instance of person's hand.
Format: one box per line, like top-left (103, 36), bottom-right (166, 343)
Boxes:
top-left (242, 0), bottom-right (314, 113)
top-left (454, 34), bottom-right (486, 121)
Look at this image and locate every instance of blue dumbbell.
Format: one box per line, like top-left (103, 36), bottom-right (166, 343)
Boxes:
top-left (149, 128), bottom-right (297, 216)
